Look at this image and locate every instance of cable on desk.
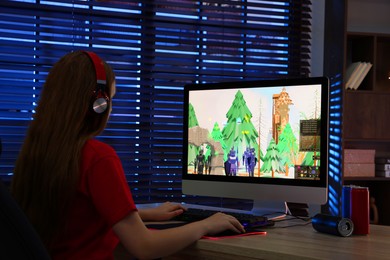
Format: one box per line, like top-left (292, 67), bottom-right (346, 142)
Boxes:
top-left (271, 214), bottom-right (313, 228)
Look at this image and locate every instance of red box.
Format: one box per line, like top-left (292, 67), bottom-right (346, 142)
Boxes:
top-left (350, 187), bottom-right (370, 235)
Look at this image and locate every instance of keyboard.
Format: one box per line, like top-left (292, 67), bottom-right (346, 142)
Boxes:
top-left (146, 222), bottom-right (266, 237)
top-left (172, 207), bottom-right (272, 228)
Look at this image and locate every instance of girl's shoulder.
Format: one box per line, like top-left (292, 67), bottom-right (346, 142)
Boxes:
top-left (84, 139), bottom-right (117, 158)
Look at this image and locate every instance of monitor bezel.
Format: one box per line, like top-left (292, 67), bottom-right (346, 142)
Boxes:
top-left (182, 77), bottom-right (329, 189)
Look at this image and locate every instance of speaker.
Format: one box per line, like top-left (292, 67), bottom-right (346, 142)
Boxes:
top-left (312, 213), bottom-right (354, 237)
top-left (83, 51), bottom-right (109, 114)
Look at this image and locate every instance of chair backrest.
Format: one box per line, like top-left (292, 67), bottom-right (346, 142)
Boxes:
top-left (0, 178), bottom-right (51, 260)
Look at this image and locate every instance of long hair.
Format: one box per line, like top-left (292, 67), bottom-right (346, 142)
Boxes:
top-left (11, 50), bottom-right (115, 246)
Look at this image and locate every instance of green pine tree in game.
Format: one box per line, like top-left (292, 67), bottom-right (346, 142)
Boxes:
top-left (260, 138), bottom-right (285, 178)
top-left (210, 122), bottom-right (227, 160)
top-left (188, 103), bottom-right (199, 127)
top-left (301, 151), bottom-right (320, 166)
top-left (188, 103), bottom-right (199, 168)
top-left (277, 123), bottom-right (299, 176)
top-left (221, 90), bottom-right (259, 158)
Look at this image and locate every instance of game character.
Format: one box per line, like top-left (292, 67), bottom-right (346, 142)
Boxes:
top-left (227, 147), bottom-right (238, 176)
top-left (248, 148), bottom-right (257, 177)
top-left (205, 154), bottom-right (212, 174)
top-left (194, 149), bottom-right (206, 174)
top-left (243, 147), bottom-right (251, 173)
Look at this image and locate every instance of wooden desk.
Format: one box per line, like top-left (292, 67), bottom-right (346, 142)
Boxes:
top-left (164, 223), bottom-right (390, 260)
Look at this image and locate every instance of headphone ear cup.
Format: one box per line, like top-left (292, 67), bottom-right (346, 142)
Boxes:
top-left (92, 91), bottom-right (109, 114)
top-left (83, 51), bottom-right (109, 114)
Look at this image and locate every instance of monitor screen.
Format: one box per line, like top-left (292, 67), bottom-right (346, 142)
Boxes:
top-left (182, 77), bottom-right (329, 216)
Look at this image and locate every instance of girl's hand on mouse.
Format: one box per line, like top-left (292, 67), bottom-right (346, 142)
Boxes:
top-left (200, 212), bottom-right (245, 235)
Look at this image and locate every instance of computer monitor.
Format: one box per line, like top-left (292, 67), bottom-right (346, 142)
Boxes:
top-left (182, 77), bottom-right (329, 216)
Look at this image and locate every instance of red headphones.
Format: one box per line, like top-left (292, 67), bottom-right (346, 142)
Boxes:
top-left (83, 51), bottom-right (109, 114)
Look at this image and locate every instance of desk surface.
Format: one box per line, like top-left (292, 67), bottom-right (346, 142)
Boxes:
top-left (164, 223), bottom-right (390, 260)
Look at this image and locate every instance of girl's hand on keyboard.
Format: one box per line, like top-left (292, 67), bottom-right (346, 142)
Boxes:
top-left (139, 202), bottom-right (187, 221)
top-left (202, 212), bottom-right (245, 235)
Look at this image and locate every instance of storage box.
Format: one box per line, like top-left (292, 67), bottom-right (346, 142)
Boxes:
top-left (344, 163), bottom-right (375, 177)
top-left (344, 149), bottom-right (375, 164)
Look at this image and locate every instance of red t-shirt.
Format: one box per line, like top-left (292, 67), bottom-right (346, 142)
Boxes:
top-left (51, 139), bottom-right (137, 260)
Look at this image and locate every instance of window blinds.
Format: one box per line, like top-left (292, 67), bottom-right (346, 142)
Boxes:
top-left (0, 0), bottom-right (312, 208)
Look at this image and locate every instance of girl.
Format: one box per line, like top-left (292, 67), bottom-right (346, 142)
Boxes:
top-left (11, 51), bottom-right (244, 260)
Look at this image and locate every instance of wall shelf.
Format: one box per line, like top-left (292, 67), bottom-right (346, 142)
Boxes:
top-left (343, 32), bottom-right (390, 225)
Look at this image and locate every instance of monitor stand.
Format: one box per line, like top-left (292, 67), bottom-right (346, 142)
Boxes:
top-left (250, 200), bottom-right (288, 219)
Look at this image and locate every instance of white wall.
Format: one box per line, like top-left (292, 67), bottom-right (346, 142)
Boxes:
top-left (347, 0), bottom-right (390, 34)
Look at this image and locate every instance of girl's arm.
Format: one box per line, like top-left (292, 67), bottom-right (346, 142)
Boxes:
top-left (113, 210), bottom-right (244, 260)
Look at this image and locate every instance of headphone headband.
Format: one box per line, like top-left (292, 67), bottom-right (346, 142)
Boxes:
top-left (83, 51), bottom-right (109, 114)
top-left (84, 51), bottom-right (107, 85)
